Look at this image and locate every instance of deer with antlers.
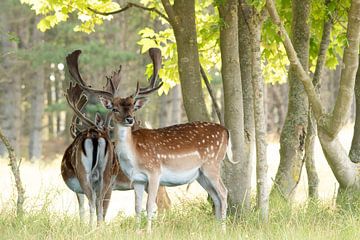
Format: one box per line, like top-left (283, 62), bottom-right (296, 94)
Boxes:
top-left (68, 48), bottom-right (232, 232)
top-left (61, 76), bottom-right (120, 226)
top-left (65, 50), bottom-right (171, 224)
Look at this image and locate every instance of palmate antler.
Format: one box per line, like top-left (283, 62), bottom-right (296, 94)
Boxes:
top-left (64, 82), bottom-right (97, 138)
top-left (66, 50), bottom-right (120, 134)
top-left (133, 48), bottom-right (163, 98)
top-left (67, 48), bottom-right (163, 106)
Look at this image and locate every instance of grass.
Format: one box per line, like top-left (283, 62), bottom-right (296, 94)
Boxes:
top-left (1, 197), bottom-right (360, 240)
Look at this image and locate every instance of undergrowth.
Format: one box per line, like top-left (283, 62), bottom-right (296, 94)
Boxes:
top-left (1, 196), bottom-right (360, 240)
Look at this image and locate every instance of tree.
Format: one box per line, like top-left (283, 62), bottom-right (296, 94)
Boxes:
top-left (217, 0), bottom-right (246, 214)
top-left (272, 0), bottom-right (310, 199)
top-left (29, 17), bottom-right (45, 161)
top-left (266, 0), bottom-right (360, 202)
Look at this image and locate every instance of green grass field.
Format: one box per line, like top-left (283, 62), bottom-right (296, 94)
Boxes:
top-left (1, 198), bottom-right (360, 240)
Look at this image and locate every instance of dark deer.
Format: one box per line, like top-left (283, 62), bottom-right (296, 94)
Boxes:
top-left (61, 80), bottom-right (119, 226)
top-left (69, 48), bottom-right (232, 233)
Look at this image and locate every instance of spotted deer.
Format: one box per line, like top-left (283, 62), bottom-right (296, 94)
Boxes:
top-left (69, 48), bottom-right (232, 232)
top-left (65, 50), bottom-right (171, 219)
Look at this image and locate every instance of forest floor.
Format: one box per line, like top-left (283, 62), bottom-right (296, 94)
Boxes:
top-left (0, 125), bottom-right (357, 239)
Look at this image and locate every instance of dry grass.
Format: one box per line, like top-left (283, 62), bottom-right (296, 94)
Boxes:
top-left (0, 125), bottom-right (357, 239)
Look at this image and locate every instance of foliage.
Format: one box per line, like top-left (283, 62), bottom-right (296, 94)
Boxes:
top-left (20, 0), bottom-right (120, 33)
top-left (137, 0), bottom-right (220, 95)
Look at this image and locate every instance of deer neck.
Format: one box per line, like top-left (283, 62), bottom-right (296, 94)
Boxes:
top-left (115, 125), bottom-right (133, 148)
top-left (114, 125), bottom-right (136, 163)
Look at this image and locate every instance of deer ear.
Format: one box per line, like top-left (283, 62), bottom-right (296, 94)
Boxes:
top-left (99, 97), bottom-right (113, 110)
top-left (134, 97), bottom-right (148, 111)
top-left (95, 112), bottom-right (104, 127)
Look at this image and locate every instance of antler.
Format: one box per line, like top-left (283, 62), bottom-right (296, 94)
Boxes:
top-left (66, 50), bottom-right (115, 100)
top-left (104, 65), bottom-right (122, 96)
top-left (133, 48), bottom-right (163, 98)
top-left (69, 94), bottom-right (88, 138)
top-left (65, 82), bottom-right (95, 129)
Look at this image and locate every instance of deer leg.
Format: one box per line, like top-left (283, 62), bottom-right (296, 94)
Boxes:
top-left (133, 182), bottom-right (145, 229)
top-left (197, 172), bottom-right (221, 218)
top-left (80, 139), bottom-right (96, 227)
top-left (103, 188), bottom-right (112, 221)
top-left (146, 175), bottom-right (160, 234)
top-left (198, 168), bottom-right (228, 232)
top-left (76, 193), bottom-right (85, 222)
top-left (95, 138), bottom-right (108, 225)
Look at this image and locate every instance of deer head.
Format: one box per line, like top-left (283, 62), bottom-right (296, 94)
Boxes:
top-left (66, 48), bottom-right (163, 128)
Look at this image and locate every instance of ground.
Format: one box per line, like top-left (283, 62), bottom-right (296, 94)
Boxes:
top-left (2, 125), bottom-right (346, 218)
top-left (0, 126), bottom-right (356, 239)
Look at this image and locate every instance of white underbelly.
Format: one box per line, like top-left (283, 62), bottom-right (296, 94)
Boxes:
top-left (160, 167), bottom-right (199, 186)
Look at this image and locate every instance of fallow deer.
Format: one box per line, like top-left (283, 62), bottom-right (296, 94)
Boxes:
top-left (61, 81), bottom-right (119, 226)
top-left (69, 48), bottom-right (231, 232)
top-left (66, 50), bottom-right (171, 220)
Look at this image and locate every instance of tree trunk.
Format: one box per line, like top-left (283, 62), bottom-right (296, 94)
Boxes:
top-left (266, 0), bottom-right (360, 201)
top-left (304, 112), bottom-right (319, 199)
top-left (304, 2), bottom-right (333, 199)
top-left (29, 26), bottom-right (45, 161)
top-left (55, 77), bottom-right (61, 134)
top-left (46, 78), bottom-right (54, 138)
top-left (170, 85), bottom-right (182, 124)
top-left (218, 0), bottom-right (246, 214)
top-left (272, 0), bottom-right (310, 199)
top-left (161, 0), bottom-right (210, 122)
top-left (349, 55), bottom-right (360, 163)
top-left (0, 128), bottom-right (25, 216)
top-left (0, 14), bottom-right (22, 156)
top-left (237, 2), bottom-right (255, 211)
top-left (249, 17), bottom-right (269, 221)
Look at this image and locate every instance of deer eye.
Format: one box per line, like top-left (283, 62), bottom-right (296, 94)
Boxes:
top-left (112, 109), bottom-right (120, 113)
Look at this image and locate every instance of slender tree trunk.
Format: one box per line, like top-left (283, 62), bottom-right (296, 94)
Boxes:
top-left (55, 77), bottom-right (61, 134)
top-left (0, 15), bottom-right (22, 156)
top-left (171, 85), bottom-right (182, 124)
top-left (304, 113), bottom-right (319, 199)
top-left (272, 0), bottom-right (310, 199)
top-left (304, 2), bottom-right (333, 199)
top-left (249, 17), bottom-right (269, 221)
top-left (349, 55), bottom-right (360, 163)
top-left (0, 128), bottom-right (25, 216)
top-left (218, 0), bottom-right (246, 215)
top-left (46, 78), bottom-right (54, 138)
top-left (237, 2), bottom-right (254, 211)
top-left (29, 26), bottom-right (45, 161)
top-left (161, 0), bottom-right (210, 122)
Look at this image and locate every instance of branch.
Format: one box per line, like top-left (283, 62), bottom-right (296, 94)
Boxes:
top-left (328, 0), bottom-right (360, 137)
top-left (0, 128), bottom-right (25, 216)
top-left (265, 0), bottom-right (324, 123)
top-left (200, 65), bottom-right (224, 125)
top-left (312, 0), bottom-right (334, 88)
top-left (160, 0), bottom-right (177, 26)
top-left (88, 2), bottom-right (170, 22)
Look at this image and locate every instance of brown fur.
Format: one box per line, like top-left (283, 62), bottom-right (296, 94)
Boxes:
top-left (61, 127), bottom-right (118, 226)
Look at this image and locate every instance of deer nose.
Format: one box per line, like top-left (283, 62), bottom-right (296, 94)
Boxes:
top-left (124, 116), bottom-right (134, 125)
